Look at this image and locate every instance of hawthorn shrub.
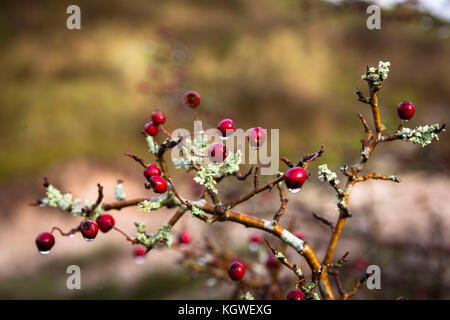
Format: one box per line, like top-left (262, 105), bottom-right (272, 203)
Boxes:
top-left (33, 61), bottom-right (445, 300)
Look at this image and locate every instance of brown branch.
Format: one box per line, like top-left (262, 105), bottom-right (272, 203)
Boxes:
top-left (281, 157), bottom-right (294, 168)
top-left (342, 271), bottom-right (373, 300)
top-left (236, 165), bottom-right (254, 181)
top-left (354, 88), bottom-right (369, 104)
top-left (102, 197), bottom-right (150, 211)
top-left (253, 165), bottom-right (259, 190)
top-left (113, 226), bottom-right (137, 243)
top-left (226, 175), bottom-right (285, 209)
top-left (51, 226), bottom-right (80, 237)
top-left (265, 240), bottom-right (304, 280)
top-left (88, 184), bottom-right (104, 217)
top-left (354, 173), bottom-right (400, 183)
top-left (298, 145), bottom-right (324, 169)
top-left (273, 184), bottom-right (289, 222)
top-left (312, 212), bottom-right (335, 230)
top-left (124, 152), bottom-right (147, 168)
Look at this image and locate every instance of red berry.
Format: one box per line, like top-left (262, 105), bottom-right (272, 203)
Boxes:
top-left (208, 143), bottom-right (228, 163)
top-left (184, 91), bottom-right (201, 108)
top-left (249, 233), bottom-right (262, 244)
top-left (227, 261), bottom-right (245, 281)
top-left (285, 167), bottom-right (307, 190)
top-left (96, 214), bottom-right (115, 233)
top-left (36, 232), bottom-right (55, 254)
top-left (134, 245), bottom-right (147, 257)
top-left (217, 119), bottom-right (235, 137)
top-left (144, 121), bottom-right (160, 136)
top-left (351, 257), bottom-right (369, 272)
top-left (151, 110), bottom-right (166, 125)
top-left (248, 127), bottom-right (266, 150)
top-left (143, 164), bottom-right (161, 181)
top-left (397, 101), bottom-right (415, 121)
top-left (150, 176), bottom-right (168, 193)
top-left (287, 289), bottom-right (305, 300)
top-left (178, 231), bottom-right (191, 244)
top-left (266, 255), bottom-right (279, 269)
top-left (80, 220), bottom-right (99, 241)
top-left (294, 231), bottom-right (305, 240)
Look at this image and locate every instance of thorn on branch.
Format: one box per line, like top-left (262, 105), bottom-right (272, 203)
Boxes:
top-left (281, 157), bottom-right (294, 168)
top-left (88, 183), bottom-right (104, 215)
top-left (312, 212), bottom-right (335, 230)
top-left (273, 184), bottom-right (289, 222)
top-left (124, 152), bottom-right (147, 168)
top-left (253, 166), bottom-right (259, 190)
top-left (354, 88), bottom-right (369, 104)
top-left (298, 145), bottom-right (325, 168)
top-left (235, 165), bottom-right (254, 181)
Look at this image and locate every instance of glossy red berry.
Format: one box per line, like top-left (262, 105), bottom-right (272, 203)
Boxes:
top-left (266, 255), bottom-right (279, 269)
top-left (144, 121), bottom-right (159, 136)
top-left (143, 164), bottom-right (161, 180)
top-left (287, 289), bottom-right (305, 300)
top-left (135, 245), bottom-right (147, 257)
top-left (285, 167), bottom-right (308, 191)
top-left (217, 119), bottom-right (235, 137)
top-left (184, 91), bottom-right (201, 108)
top-left (96, 214), bottom-right (115, 233)
top-left (80, 220), bottom-right (99, 241)
top-left (397, 101), bottom-right (415, 121)
top-left (227, 261), bottom-right (245, 281)
top-left (249, 233), bottom-right (262, 244)
top-left (36, 232), bottom-right (55, 254)
top-left (248, 127), bottom-right (266, 150)
top-left (178, 231), bottom-right (191, 244)
top-left (208, 143), bottom-right (228, 163)
top-left (150, 176), bottom-right (168, 193)
top-left (151, 110), bottom-right (166, 125)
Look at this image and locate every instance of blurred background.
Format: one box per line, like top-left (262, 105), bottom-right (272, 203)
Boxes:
top-left (0, 0), bottom-right (449, 299)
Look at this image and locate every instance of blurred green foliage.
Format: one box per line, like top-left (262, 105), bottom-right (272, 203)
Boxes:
top-left (0, 0), bottom-right (448, 184)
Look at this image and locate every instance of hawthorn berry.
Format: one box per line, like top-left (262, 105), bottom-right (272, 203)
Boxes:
top-left (35, 232), bottom-right (55, 254)
top-left (80, 220), bottom-right (99, 241)
top-left (397, 101), bottom-right (415, 121)
top-left (150, 176), bottom-right (168, 193)
top-left (151, 110), bottom-right (166, 125)
top-left (184, 91), bottom-right (201, 108)
top-left (143, 164), bottom-right (161, 181)
top-left (217, 118), bottom-right (235, 138)
top-left (351, 257), bottom-right (369, 272)
top-left (287, 289), bottom-right (305, 300)
top-left (227, 261), bottom-right (245, 281)
top-left (178, 231), bottom-right (191, 244)
top-left (284, 167), bottom-right (307, 193)
top-left (249, 233), bottom-right (262, 244)
top-left (208, 143), bottom-right (228, 163)
top-left (96, 214), bottom-right (115, 233)
top-left (134, 245), bottom-right (147, 264)
top-left (144, 121), bottom-right (160, 136)
top-left (294, 231), bottom-right (305, 240)
top-left (248, 127), bottom-right (266, 150)
top-left (266, 255), bottom-right (279, 270)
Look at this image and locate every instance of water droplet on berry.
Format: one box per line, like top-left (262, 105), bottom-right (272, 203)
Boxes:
top-left (248, 242), bottom-right (259, 252)
top-left (68, 234), bottom-right (74, 238)
top-left (39, 250), bottom-right (51, 255)
top-left (220, 136), bottom-right (229, 141)
top-left (288, 188), bottom-right (302, 194)
top-left (84, 238), bottom-right (94, 242)
top-left (135, 257), bottom-right (145, 264)
top-left (251, 145), bottom-right (260, 151)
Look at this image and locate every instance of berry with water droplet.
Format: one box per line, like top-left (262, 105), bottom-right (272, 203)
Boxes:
top-left (150, 176), bottom-right (168, 193)
top-left (178, 231), bottom-right (191, 244)
top-left (151, 110), bottom-right (166, 125)
top-left (143, 164), bottom-right (161, 181)
top-left (285, 167), bottom-right (307, 192)
top-left (184, 91), bottom-right (201, 108)
top-left (248, 127), bottom-right (266, 150)
top-left (134, 245), bottom-right (147, 264)
top-left (249, 233), bottom-right (262, 244)
top-left (96, 214), bottom-right (115, 233)
top-left (144, 121), bottom-right (160, 136)
top-left (287, 289), bottom-right (305, 300)
top-left (397, 101), bottom-right (415, 121)
top-left (80, 220), bottom-right (99, 241)
top-left (36, 232), bottom-right (55, 254)
top-left (217, 119), bottom-right (235, 138)
top-left (227, 261), bottom-right (245, 281)
top-left (208, 143), bottom-right (228, 163)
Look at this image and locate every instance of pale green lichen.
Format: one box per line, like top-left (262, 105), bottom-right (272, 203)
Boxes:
top-left (173, 133), bottom-right (208, 171)
top-left (362, 61), bottom-right (390, 85)
top-left (318, 164), bottom-right (340, 185)
top-left (146, 136), bottom-right (159, 155)
top-left (240, 291), bottom-right (254, 300)
top-left (397, 124), bottom-right (443, 147)
top-left (114, 181), bottom-right (126, 201)
top-left (138, 198), bottom-right (164, 212)
top-left (194, 163), bottom-right (221, 194)
top-left (191, 205), bottom-right (206, 218)
top-left (40, 185), bottom-right (91, 216)
top-left (134, 222), bottom-right (172, 249)
top-left (219, 149), bottom-right (242, 177)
